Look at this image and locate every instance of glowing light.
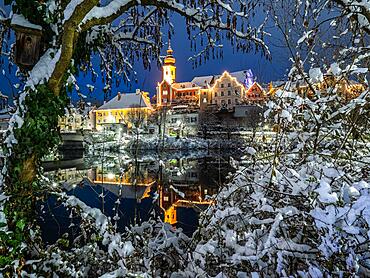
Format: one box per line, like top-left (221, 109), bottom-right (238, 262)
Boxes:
top-left (107, 114), bottom-right (116, 124)
top-left (211, 71), bottom-right (244, 91)
top-left (107, 172), bottom-right (115, 180)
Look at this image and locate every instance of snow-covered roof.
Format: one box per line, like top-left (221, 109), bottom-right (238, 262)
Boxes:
top-left (96, 93), bottom-right (152, 111)
top-left (230, 70), bottom-right (253, 84)
top-left (172, 82), bottom-right (199, 90)
top-left (191, 75), bottom-right (214, 87)
top-left (214, 69), bottom-right (254, 85)
top-left (11, 14), bottom-right (42, 31)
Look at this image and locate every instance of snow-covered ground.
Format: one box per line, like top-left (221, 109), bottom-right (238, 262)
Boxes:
top-left (86, 133), bottom-right (247, 152)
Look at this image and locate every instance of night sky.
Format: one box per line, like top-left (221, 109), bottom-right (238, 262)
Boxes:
top-left (0, 3), bottom-right (291, 106)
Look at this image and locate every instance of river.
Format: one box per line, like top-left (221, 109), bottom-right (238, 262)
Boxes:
top-left (40, 149), bottom-right (241, 243)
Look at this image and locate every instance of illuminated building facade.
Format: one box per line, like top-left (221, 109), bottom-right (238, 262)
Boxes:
top-left (95, 90), bottom-right (153, 130)
top-left (156, 44), bottom-right (201, 107)
top-left (244, 82), bottom-right (266, 103)
top-left (211, 71), bottom-right (247, 110)
top-left (156, 45), bottom-right (267, 110)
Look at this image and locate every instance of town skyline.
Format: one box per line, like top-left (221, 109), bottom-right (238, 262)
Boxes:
top-left (0, 12), bottom-right (289, 104)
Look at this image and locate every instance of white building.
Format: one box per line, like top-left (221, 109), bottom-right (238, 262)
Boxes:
top-left (166, 105), bottom-right (199, 137)
top-left (95, 91), bottom-right (153, 131)
top-left (58, 103), bottom-right (96, 132)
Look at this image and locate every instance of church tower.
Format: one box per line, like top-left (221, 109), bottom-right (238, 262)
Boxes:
top-left (163, 41), bottom-right (176, 84)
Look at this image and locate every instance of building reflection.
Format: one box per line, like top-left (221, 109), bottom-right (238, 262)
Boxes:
top-left (44, 154), bottom-right (234, 227)
top-left (89, 162), bottom-right (156, 200)
top-left (157, 157), bottom-right (223, 225)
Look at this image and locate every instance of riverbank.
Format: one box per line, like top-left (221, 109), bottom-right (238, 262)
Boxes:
top-left (86, 133), bottom-right (249, 152)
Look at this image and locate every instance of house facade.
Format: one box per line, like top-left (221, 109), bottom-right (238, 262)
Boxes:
top-left (58, 102), bottom-right (96, 132)
top-left (95, 90), bottom-right (153, 130)
top-left (210, 71), bottom-right (246, 110)
top-left (166, 106), bottom-right (199, 137)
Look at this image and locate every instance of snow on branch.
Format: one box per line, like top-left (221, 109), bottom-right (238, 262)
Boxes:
top-left (80, 0), bottom-right (269, 54)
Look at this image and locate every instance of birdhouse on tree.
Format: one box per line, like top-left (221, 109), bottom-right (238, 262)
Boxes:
top-left (11, 14), bottom-right (43, 69)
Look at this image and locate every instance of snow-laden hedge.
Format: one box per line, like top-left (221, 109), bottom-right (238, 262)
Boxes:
top-left (11, 84), bottom-right (370, 277)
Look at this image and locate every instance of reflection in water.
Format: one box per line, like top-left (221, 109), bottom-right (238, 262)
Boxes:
top-left (42, 151), bottom-right (237, 242)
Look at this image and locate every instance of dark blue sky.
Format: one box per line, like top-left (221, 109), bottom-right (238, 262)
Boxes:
top-left (0, 4), bottom-right (290, 105)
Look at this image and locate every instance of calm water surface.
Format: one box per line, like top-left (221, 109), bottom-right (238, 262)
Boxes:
top-left (40, 150), bottom-right (241, 243)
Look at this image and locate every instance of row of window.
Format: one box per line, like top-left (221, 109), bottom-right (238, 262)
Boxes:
top-left (170, 117), bottom-right (198, 123)
top-left (165, 70), bottom-right (174, 76)
top-left (98, 111), bottom-right (123, 116)
top-left (214, 90), bottom-right (239, 97)
top-left (219, 82), bottom-right (232, 88)
top-left (177, 91), bottom-right (197, 97)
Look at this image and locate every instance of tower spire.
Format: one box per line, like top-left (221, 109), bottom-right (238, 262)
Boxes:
top-left (168, 39), bottom-right (172, 51)
top-left (167, 39), bottom-right (173, 55)
top-left (162, 39), bottom-right (176, 84)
